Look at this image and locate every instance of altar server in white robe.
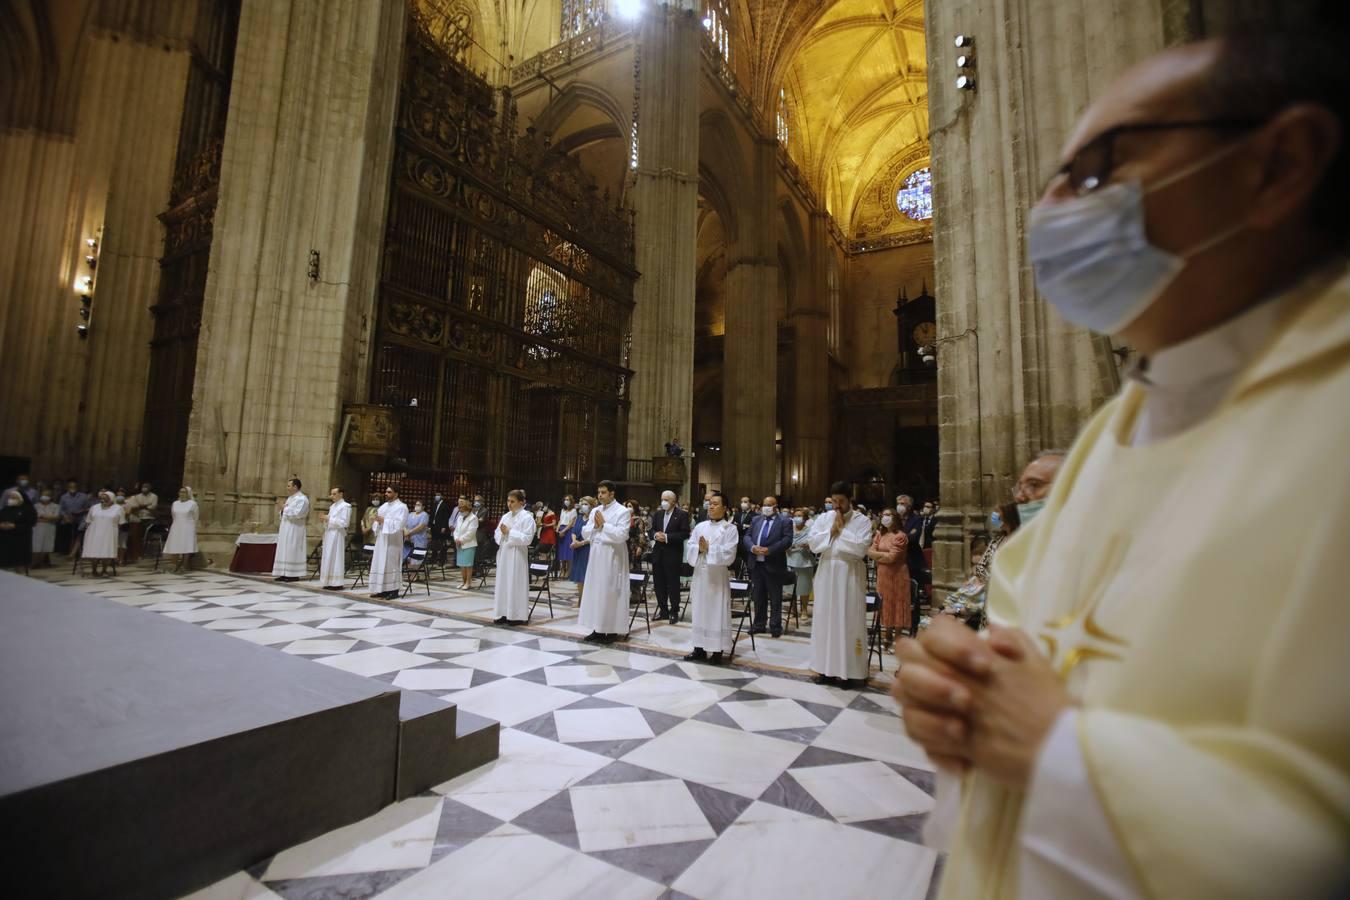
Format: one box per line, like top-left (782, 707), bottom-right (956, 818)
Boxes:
top-left (579, 479), bottom-right (630, 642)
top-left (82, 491), bottom-right (125, 576)
top-left (368, 485), bottom-right (408, 598)
top-left (271, 478), bottom-right (310, 581)
top-left (163, 487), bottom-right (199, 572)
top-left (683, 493), bottom-right (738, 663)
top-left (492, 489), bottom-right (536, 625)
top-left (318, 486), bottom-right (351, 590)
top-left (808, 481), bottom-right (873, 686)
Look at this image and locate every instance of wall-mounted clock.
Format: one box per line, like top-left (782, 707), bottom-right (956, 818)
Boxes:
top-left (912, 320), bottom-right (936, 348)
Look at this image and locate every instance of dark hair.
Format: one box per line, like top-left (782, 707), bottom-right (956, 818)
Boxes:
top-left (332, 486), bottom-right (344, 495)
top-left (288, 478), bottom-right (301, 490)
top-left (385, 484), bottom-right (397, 494)
top-left (828, 480), bottom-right (850, 497)
top-left (1201, 28), bottom-right (1350, 237)
top-left (508, 488), bottom-right (526, 503)
top-left (597, 479), bottom-right (616, 494)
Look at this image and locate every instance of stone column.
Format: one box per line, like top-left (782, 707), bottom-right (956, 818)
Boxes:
top-left (721, 135), bottom-right (778, 502)
top-left (182, 0), bottom-right (405, 557)
top-left (625, 7), bottom-right (700, 498)
top-left (783, 210), bottom-right (831, 503)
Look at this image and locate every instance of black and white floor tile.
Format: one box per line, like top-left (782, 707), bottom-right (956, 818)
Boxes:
top-left (29, 565), bottom-right (938, 900)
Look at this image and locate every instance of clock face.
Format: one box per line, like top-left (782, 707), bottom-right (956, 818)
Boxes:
top-left (912, 321), bottom-right (937, 347)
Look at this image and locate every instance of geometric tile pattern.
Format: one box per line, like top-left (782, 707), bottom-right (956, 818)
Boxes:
top-left (29, 567), bottom-right (939, 900)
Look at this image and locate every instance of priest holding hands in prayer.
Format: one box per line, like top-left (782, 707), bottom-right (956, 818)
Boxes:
top-left (271, 478), bottom-right (309, 582)
top-left (318, 486), bottom-right (351, 590)
top-left (492, 489), bottom-right (536, 625)
top-left (895, 32), bottom-right (1350, 900)
top-left (579, 479), bottom-right (630, 644)
top-left (807, 481), bottom-right (872, 687)
top-left (683, 492), bottom-right (738, 665)
top-left (368, 485), bottom-right (407, 599)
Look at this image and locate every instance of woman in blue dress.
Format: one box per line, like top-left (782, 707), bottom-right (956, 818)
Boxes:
top-left (404, 501), bottom-right (430, 561)
top-left (568, 496), bottom-right (593, 602)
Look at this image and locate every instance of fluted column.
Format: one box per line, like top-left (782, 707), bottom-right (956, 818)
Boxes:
top-left (783, 209), bottom-right (831, 504)
top-left (625, 7), bottom-right (700, 495)
top-left (721, 135), bottom-right (778, 502)
top-left (183, 0), bottom-right (405, 555)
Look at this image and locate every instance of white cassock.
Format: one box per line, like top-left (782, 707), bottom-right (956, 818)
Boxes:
top-left (164, 500), bottom-right (198, 554)
top-left (319, 499), bottom-right (351, 587)
top-left (368, 499), bottom-right (408, 594)
top-left (82, 504), bottom-right (124, 559)
top-left (493, 508), bottom-right (536, 620)
top-left (685, 518), bottom-right (738, 653)
top-left (807, 509), bottom-right (873, 679)
top-left (271, 492), bottom-right (310, 577)
top-left (579, 499), bottom-right (631, 634)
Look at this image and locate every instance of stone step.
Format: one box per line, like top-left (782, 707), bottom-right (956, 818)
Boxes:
top-left (395, 692), bottom-right (498, 799)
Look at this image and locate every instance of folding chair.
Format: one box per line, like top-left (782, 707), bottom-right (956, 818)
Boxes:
top-left (909, 577), bottom-right (921, 638)
top-left (784, 578), bottom-right (802, 633)
top-left (350, 544), bottom-right (375, 589)
top-left (527, 561), bottom-right (554, 622)
top-left (865, 591), bottom-right (886, 674)
top-left (728, 578), bottom-right (757, 658)
top-left (473, 551), bottom-right (495, 590)
top-left (429, 538), bottom-right (451, 582)
top-left (402, 547), bottom-right (431, 598)
top-left (627, 571), bottom-right (652, 635)
top-left (306, 541), bottom-right (323, 580)
top-left (144, 523), bottom-right (168, 572)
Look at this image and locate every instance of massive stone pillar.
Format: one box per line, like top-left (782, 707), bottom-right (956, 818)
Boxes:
top-left (783, 210), bottom-right (831, 504)
top-left (721, 136), bottom-right (778, 502)
top-left (625, 7), bottom-right (700, 496)
top-left (925, 0), bottom-right (1326, 588)
top-left (0, 14), bottom-right (194, 481)
top-left (183, 0), bottom-right (405, 556)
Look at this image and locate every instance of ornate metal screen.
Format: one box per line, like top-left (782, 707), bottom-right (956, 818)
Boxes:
top-left (370, 13), bottom-right (636, 514)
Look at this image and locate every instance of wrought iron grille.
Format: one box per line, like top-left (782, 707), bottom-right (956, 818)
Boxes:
top-left (369, 15), bottom-right (637, 514)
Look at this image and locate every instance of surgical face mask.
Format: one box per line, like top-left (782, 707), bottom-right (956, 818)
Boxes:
top-left (564, 500), bottom-right (572, 507)
top-left (115, 495), bottom-right (126, 503)
top-left (922, 507), bottom-right (933, 516)
top-left (740, 502), bottom-right (750, 511)
top-left (579, 504), bottom-right (590, 514)
top-left (990, 509), bottom-right (1003, 530)
top-left (761, 505), bottom-right (773, 517)
top-left (17, 479), bottom-right (28, 488)
top-left (473, 500), bottom-right (482, 508)
top-left (1028, 142), bottom-right (1249, 335)
top-left (1017, 499), bottom-right (1047, 526)
top-left (415, 504), bottom-right (424, 512)
top-left (702, 500), bottom-right (710, 510)
top-left (370, 499), bottom-right (379, 507)
top-left (881, 515), bottom-right (894, 527)
top-left (434, 494), bottom-right (442, 502)
top-left (824, 502), bottom-right (833, 511)
top-left (660, 500), bottom-right (671, 510)
top-left (793, 516), bottom-right (804, 527)
top-left (40, 495), bottom-right (51, 503)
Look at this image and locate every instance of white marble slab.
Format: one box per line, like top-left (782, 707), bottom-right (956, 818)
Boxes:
top-left (263, 796), bottom-right (442, 879)
top-left (316, 647), bottom-right (436, 677)
top-left (570, 779), bottom-right (715, 852)
top-left (595, 672), bottom-right (735, 718)
top-left (621, 719), bottom-right (804, 799)
top-left (718, 698), bottom-right (826, 732)
top-left (433, 729), bottom-right (609, 821)
top-left (447, 644), bottom-right (571, 677)
top-left (812, 708), bottom-right (935, 772)
top-left (393, 666), bottom-right (475, 692)
top-left (789, 761), bottom-right (934, 821)
top-left (443, 677), bottom-right (585, 727)
top-left (553, 707), bottom-right (655, 744)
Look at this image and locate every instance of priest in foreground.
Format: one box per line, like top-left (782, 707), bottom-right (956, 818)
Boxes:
top-left (579, 479), bottom-right (630, 643)
top-left (271, 478), bottom-right (309, 582)
top-left (317, 485), bottom-right (350, 590)
top-left (367, 485), bottom-right (407, 599)
top-left (807, 481), bottom-right (873, 687)
top-left (683, 491), bottom-right (738, 664)
top-left (492, 489), bottom-right (536, 625)
top-left (894, 32), bottom-right (1350, 900)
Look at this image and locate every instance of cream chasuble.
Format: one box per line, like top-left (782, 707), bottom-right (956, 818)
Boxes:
top-left (368, 500), bottom-right (407, 594)
top-left (319, 499), bottom-right (351, 587)
top-left (807, 509), bottom-right (873, 679)
top-left (493, 508), bottom-right (536, 620)
top-left (937, 264), bottom-right (1350, 900)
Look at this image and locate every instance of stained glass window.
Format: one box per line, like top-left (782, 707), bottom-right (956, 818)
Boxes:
top-left (776, 88), bottom-right (789, 145)
top-left (561, 0), bottom-right (604, 38)
top-left (702, 0), bottom-right (731, 61)
top-left (896, 167), bottom-right (933, 221)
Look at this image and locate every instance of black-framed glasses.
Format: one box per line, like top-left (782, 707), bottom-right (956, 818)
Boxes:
top-left (1051, 117), bottom-right (1263, 195)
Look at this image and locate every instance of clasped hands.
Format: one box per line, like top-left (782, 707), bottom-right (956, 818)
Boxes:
top-left (751, 545), bottom-right (768, 556)
top-left (891, 616), bottom-right (1071, 790)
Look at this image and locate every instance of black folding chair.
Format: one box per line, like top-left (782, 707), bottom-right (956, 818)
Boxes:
top-left (306, 542), bottom-right (323, 579)
top-left (473, 537), bottom-right (497, 589)
top-left (402, 547), bottom-right (431, 598)
top-left (627, 571), bottom-right (652, 635)
top-left (144, 523), bottom-right (169, 572)
top-left (866, 591), bottom-right (886, 674)
top-left (350, 543), bottom-right (376, 589)
top-left (729, 578), bottom-right (756, 658)
top-left (909, 577), bottom-right (922, 638)
top-left (527, 561), bottom-right (554, 622)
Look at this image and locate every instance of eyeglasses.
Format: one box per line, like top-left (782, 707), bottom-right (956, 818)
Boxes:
top-left (1050, 117), bottom-right (1262, 195)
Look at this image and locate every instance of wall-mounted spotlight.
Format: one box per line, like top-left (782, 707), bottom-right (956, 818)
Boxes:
top-left (954, 35), bottom-right (976, 92)
top-left (77, 227), bottom-right (102, 338)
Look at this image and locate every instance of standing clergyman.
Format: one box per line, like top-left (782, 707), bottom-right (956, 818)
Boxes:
top-left (318, 486), bottom-right (351, 590)
top-left (368, 485), bottom-right (407, 599)
top-left (807, 480), bottom-right (873, 687)
top-left (492, 489), bottom-right (536, 625)
top-left (272, 478), bottom-right (309, 582)
top-left (684, 492), bottom-right (738, 665)
top-left (579, 479), bottom-right (630, 643)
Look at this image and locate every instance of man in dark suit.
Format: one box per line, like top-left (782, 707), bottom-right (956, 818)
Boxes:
top-left (742, 495), bottom-right (793, 637)
top-left (429, 490), bottom-right (453, 563)
top-left (648, 489), bottom-right (691, 622)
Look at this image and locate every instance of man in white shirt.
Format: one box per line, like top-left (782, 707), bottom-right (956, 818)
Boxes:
top-left (368, 485), bottom-right (408, 599)
top-left (271, 478), bottom-right (309, 581)
top-left (492, 489), bottom-right (536, 625)
top-left (684, 493), bottom-right (739, 664)
top-left (579, 479), bottom-right (630, 643)
top-left (125, 481), bottom-right (158, 562)
top-left (318, 486), bottom-right (351, 590)
top-left (807, 481), bottom-right (872, 687)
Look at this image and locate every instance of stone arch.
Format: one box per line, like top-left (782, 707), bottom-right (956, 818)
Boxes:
top-left (532, 80), bottom-right (630, 142)
top-left (698, 109), bottom-right (750, 246)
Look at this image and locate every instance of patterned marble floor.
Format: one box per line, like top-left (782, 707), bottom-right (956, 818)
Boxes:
top-left (27, 563), bottom-right (937, 900)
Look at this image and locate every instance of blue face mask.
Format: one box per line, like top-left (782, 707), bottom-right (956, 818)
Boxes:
top-left (989, 510), bottom-right (1003, 530)
top-left (1027, 142), bottom-right (1248, 335)
top-left (1016, 499), bottom-right (1046, 526)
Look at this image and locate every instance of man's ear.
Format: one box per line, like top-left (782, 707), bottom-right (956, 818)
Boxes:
top-left (1245, 102), bottom-right (1342, 230)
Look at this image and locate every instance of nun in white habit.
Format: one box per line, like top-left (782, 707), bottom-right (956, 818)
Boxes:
top-left (492, 489), bottom-right (536, 625)
top-left (83, 491), bottom-right (125, 575)
top-left (271, 478), bottom-right (310, 581)
top-left (318, 486), bottom-right (352, 590)
top-left (164, 486), bottom-right (199, 572)
top-left (368, 485), bottom-right (408, 598)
